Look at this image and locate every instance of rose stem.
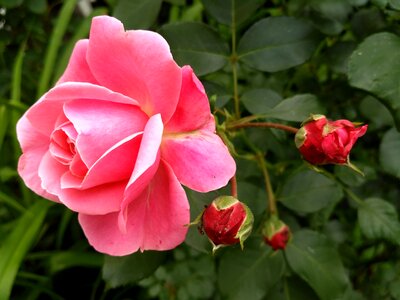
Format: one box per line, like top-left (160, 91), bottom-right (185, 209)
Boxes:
top-left (230, 175), bottom-right (238, 198)
top-left (256, 152), bottom-right (278, 216)
top-left (228, 122), bottom-right (299, 134)
top-left (230, 5), bottom-right (240, 119)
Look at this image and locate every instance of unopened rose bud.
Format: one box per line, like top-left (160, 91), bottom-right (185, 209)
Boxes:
top-left (201, 196), bottom-right (253, 253)
top-left (295, 114), bottom-right (367, 166)
top-left (262, 216), bottom-right (291, 251)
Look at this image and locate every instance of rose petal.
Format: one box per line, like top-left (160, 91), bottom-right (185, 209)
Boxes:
top-left (161, 129), bottom-right (236, 192)
top-left (60, 133), bottom-right (142, 189)
top-left (57, 39), bottom-right (98, 85)
top-left (38, 151), bottom-right (68, 197)
top-left (165, 66), bottom-right (213, 133)
top-left (59, 181), bottom-right (127, 215)
top-left (27, 82), bottom-right (138, 137)
top-left (64, 98), bottom-right (148, 167)
top-left (78, 160), bottom-right (190, 256)
top-left (119, 114), bottom-right (163, 232)
top-left (17, 117), bottom-right (59, 202)
top-left (87, 16), bottom-right (181, 122)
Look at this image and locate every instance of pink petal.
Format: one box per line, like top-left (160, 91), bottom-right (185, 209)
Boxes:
top-left (59, 181), bottom-right (127, 215)
top-left (119, 114), bottom-right (163, 232)
top-left (78, 160), bottom-right (190, 256)
top-left (165, 66), bottom-right (213, 133)
top-left (57, 39), bottom-right (98, 85)
top-left (27, 82), bottom-right (138, 137)
top-left (60, 133), bottom-right (142, 190)
top-left (64, 98), bottom-right (148, 167)
top-left (38, 151), bottom-right (68, 197)
top-left (161, 130), bottom-right (236, 192)
top-left (87, 16), bottom-right (182, 122)
top-left (17, 117), bottom-right (59, 202)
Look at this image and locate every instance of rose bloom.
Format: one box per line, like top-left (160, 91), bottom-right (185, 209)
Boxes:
top-left (17, 16), bottom-right (236, 256)
top-left (295, 115), bottom-right (368, 165)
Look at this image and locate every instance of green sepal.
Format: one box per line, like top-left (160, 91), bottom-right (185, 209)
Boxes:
top-left (294, 126), bottom-right (307, 148)
top-left (345, 159), bottom-right (365, 177)
top-left (213, 195), bottom-right (239, 210)
top-left (235, 202), bottom-right (254, 250)
top-left (300, 113), bottom-right (326, 126)
top-left (262, 215), bottom-right (287, 240)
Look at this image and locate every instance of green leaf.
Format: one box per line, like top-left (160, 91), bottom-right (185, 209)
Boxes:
top-left (49, 251), bottom-right (104, 274)
top-left (0, 201), bottom-right (51, 300)
top-left (278, 169), bottom-right (343, 213)
top-left (238, 16), bottom-right (320, 72)
top-left (379, 128), bottom-right (400, 178)
top-left (389, 0), bottom-right (400, 9)
top-left (26, 0), bottom-right (47, 14)
top-left (218, 248), bottom-right (285, 300)
top-left (266, 276), bottom-right (319, 300)
top-left (309, 0), bottom-right (352, 35)
top-left (113, 0), bottom-right (162, 29)
top-left (265, 94), bottom-right (325, 122)
top-left (358, 197), bottom-right (400, 244)
top-left (285, 230), bottom-right (350, 300)
top-left (201, 0), bottom-right (266, 26)
top-left (348, 32), bottom-right (400, 130)
top-left (371, 0), bottom-right (388, 8)
top-left (359, 96), bottom-right (393, 129)
top-left (0, 0), bottom-right (23, 8)
top-left (241, 88), bottom-right (282, 115)
top-left (159, 22), bottom-right (230, 76)
top-left (351, 7), bottom-right (386, 39)
top-left (102, 251), bottom-right (167, 288)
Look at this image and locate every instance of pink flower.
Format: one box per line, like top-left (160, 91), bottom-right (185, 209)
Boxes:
top-left (17, 16), bottom-right (236, 256)
top-left (295, 115), bottom-right (368, 165)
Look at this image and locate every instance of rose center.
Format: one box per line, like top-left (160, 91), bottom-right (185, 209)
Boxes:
top-left (49, 121), bottom-right (78, 166)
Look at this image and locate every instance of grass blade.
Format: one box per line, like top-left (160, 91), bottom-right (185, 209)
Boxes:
top-left (0, 200), bottom-right (51, 300)
top-left (37, 0), bottom-right (78, 98)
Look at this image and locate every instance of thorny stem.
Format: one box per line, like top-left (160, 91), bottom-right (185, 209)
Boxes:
top-left (228, 122), bottom-right (299, 134)
top-left (231, 0), bottom-right (240, 119)
top-left (256, 152), bottom-right (278, 216)
top-left (230, 175), bottom-right (238, 198)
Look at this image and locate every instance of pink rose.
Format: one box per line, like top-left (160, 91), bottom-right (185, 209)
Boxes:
top-left (17, 16), bottom-right (236, 256)
top-left (295, 114), bottom-right (368, 165)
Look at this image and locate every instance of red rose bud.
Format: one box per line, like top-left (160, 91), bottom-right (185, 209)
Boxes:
top-left (262, 216), bottom-right (291, 251)
top-left (295, 114), bottom-right (368, 166)
top-left (202, 196), bottom-right (253, 253)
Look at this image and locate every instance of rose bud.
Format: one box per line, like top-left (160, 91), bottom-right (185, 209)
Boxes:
top-left (295, 114), bottom-right (368, 166)
top-left (262, 216), bottom-right (291, 251)
top-left (201, 196), bottom-right (253, 253)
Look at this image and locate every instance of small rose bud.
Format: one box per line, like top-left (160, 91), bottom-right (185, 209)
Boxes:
top-left (295, 114), bottom-right (368, 166)
top-left (201, 196), bottom-right (253, 253)
top-left (262, 216), bottom-right (291, 251)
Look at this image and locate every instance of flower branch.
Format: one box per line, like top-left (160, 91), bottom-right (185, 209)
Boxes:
top-left (227, 121), bottom-right (299, 134)
top-left (256, 152), bottom-right (278, 216)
